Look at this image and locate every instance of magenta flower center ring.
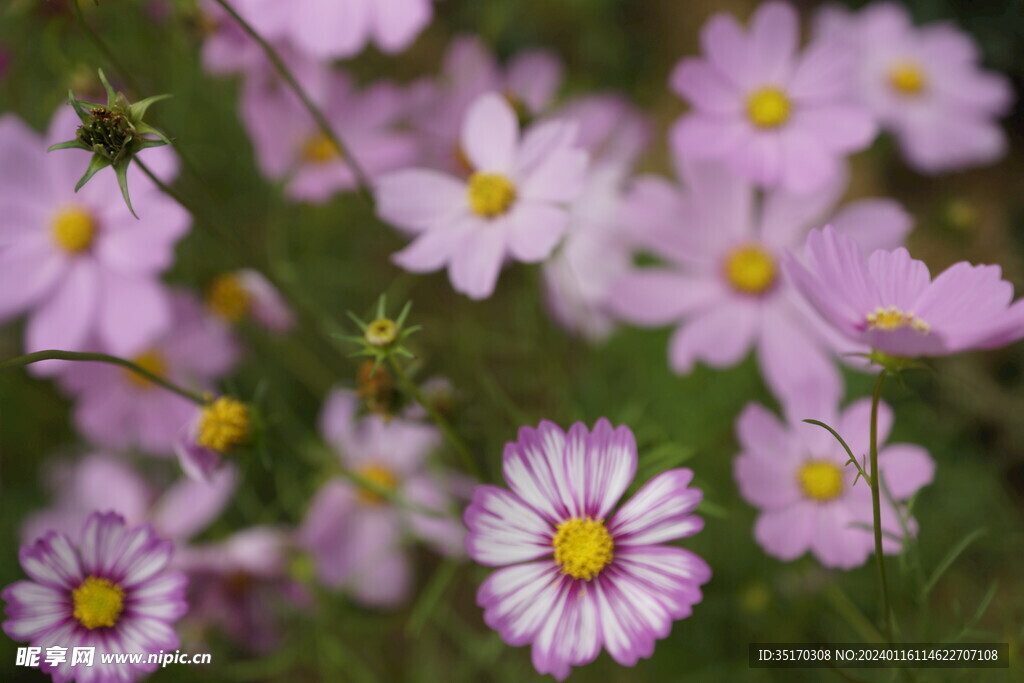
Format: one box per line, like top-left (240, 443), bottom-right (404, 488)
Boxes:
top-left (798, 461), bottom-right (844, 502)
top-left (724, 243), bottom-right (777, 295)
top-left (72, 576), bottom-right (126, 630)
top-left (866, 306), bottom-right (931, 333)
top-left (51, 205), bottom-right (97, 254)
top-left (467, 172), bottom-right (516, 217)
top-left (746, 87), bottom-right (791, 129)
top-left (552, 517), bottom-right (614, 581)
top-left (888, 61), bottom-right (928, 96)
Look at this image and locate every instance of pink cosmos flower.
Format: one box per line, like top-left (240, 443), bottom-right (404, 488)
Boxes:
top-left (464, 419), bottom-right (711, 680)
top-left (607, 155), bottom-right (910, 404)
top-left (298, 389), bottom-right (466, 607)
top-left (206, 268), bottom-right (295, 333)
top-left (378, 93), bottom-right (588, 300)
top-left (815, 3), bottom-right (1012, 173)
top-left (785, 226), bottom-right (1024, 358)
top-left (734, 389), bottom-right (934, 568)
top-left (671, 1), bottom-right (876, 193)
top-left (57, 291), bottom-right (240, 456)
top-left (2, 512), bottom-right (188, 683)
top-left (0, 108), bottom-right (189, 360)
top-left (21, 453), bottom-right (237, 549)
top-left (411, 35), bottom-right (564, 174)
top-left (175, 396), bottom-right (252, 483)
top-left (540, 95), bottom-right (651, 340)
top-left (241, 66), bottom-right (418, 204)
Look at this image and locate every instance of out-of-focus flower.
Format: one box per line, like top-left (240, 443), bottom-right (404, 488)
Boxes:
top-left (734, 389), bottom-right (934, 568)
top-left (671, 2), bottom-right (876, 193)
top-left (58, 291), bottom-right (240, 455)
top-left (2, 512), bottom-right (188, 683)
top-left (378, 93), bottom-right (588, 300)
top-left (411, 35), bottom-right (564, 174)
top-left (608, 155), bottom-right (910, 404)
top-left (785, 226), bottom-right (1024, 359)
top-left (175, 396), bottom-right (253, 482)
top-left (464, 419), bottom-right (710, 680)
top-left (21, 453), bottom-right (237, 549)
top-left (815, 2), bottom-right (1013, 173)
top-left (241, 66), bottom-right (418, 203)
top-left (298, 389), bottom-right (466, 607)
top-left (540, 94), bottom-right (651, 341)
top-left (0, 107), bottom-right (188, 361)
top-left (178, 527), bottom-right (306, 652)
top-left (207, 269), bottom-right (295, 333)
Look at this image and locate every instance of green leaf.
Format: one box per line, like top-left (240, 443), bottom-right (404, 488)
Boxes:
top-left (128, 93), bottom-right (172, 121)
top-left (73, 154), bottom-right (111, 192)
top-left (921, 528), bottom-right (988, 598)
top-left (405, 560), bottom-right (458, 638)
top-left (113, 160), bottom-right (138, 219)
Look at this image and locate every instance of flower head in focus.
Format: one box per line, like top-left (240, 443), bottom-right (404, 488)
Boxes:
top-left (175, 396), bottom-right (256, 482)
top-left (464, 419), bottom-right (710, 679)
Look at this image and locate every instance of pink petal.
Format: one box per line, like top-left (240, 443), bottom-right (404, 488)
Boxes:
top-left (779, 128), bottom-right (843, 194)
top-left (811, 503), bottom-right (872, 569)
top-left (448, 221), bottom-right (506, 299)
top-left (829, 199), bottom-right (912, 253)
top-left (0, 238), bottom-right (64, 319)
top-left (753, 502), bottom-right (814, 560)
top-left (464, 485), bottom-right (553, 566)
top-left (529, 578), bottom-right (600, 681)
top-left (370, 0), bottom-right (432, 53)
top-left (667, 301), bottom-right (760, 374)
top-left (505, 203), bottom-right (569, 263)
top-left (758, 164), bottom-right (848, 248)
top-left (97, 272), bottom-right (172, 357)
top-left (670, 59), bottom-right (740, 114)
top-left (462, 93), bottom-right (519, 173)
top-left (757, 304), bottom-right (843, 408)
top-left (877, 444), bottom-right (935, 501)
top-left (749, 2), bottom-right (799, 83)
top-left (392, 215), bottom-right (476, 273)
top-left (700, 13), bottom-right (755, 89)
top-left (608, 469), bottom-right (703, 545)
top-left (375, 169), bottom-right (467, 233)
top-left (670, 115), bottom-right (746, 159)
top-left (792, 106), bottom-right (877, 152)
top-left (606, 270), bottom-right (723, 326)
top-left (501, 421), bottom-right (574, 523)
top-left (478, 561), bottom-right (565, 647)
top-left (26, 260), bottom-right (98, 354)
top-left (506, 49), bottom-right (564, 113)
top-left (563, 419), bottom-right (638, 520)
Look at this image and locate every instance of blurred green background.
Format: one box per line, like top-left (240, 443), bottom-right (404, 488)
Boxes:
top-left (1, 0), bottom-right (1023, 680)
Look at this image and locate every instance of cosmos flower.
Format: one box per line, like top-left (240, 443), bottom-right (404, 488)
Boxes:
top-left (607, 156), bottom-right (910, 404)
top-left (2, 512), bottom-right (188, 683)
top-left (734, 389), bottom-right (934, 568)
top-left (540, 94), bottom-right (652, 341)
top-left (815, 2), bottom-right (1013, 173)
top-left (21, 453), bottom-right (237, 549)
top-left (58, 291), bottom-right (240, 456)
top-left (0, 108), bottom-right (188, 360)
top-left (784, 226), bottom-right (1024, 358)
top-left (670, 1), bottom-right (876, 193)
top-left (175, 396), bottom-right (253, 483)
top-left (298, 389), bottom-right (466, 607)
top-left (464, 419), bottom-right (710, 680)
top-left (241, 66), bottom-right (418, 204)
top-left (378, 93), bottom-right (588, 300)
top-left (206, 269), bottom-right (295, 333)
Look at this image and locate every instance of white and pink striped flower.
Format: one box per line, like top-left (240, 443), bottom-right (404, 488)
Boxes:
top-left (464, 419), bottom-right (710, 679)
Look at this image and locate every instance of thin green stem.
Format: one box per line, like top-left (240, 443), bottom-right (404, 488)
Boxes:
top-left (387, 356), bottom-right (483, 480)
top-left (210, 0), bottom-right (374, 206)
top-left (870, 369), bottom-right (895, 642)
top-left (0, 350), bottom-right (206, 405)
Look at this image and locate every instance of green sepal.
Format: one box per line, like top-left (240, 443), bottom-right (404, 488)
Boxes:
top-left (129, 94), bottom-right (172, 122)
top-left (48, 139), bottom-right (89, 152)
top-left (112, 160), bottom-right (138, 219)
top-left (74, 154), bottom-right (111, 192)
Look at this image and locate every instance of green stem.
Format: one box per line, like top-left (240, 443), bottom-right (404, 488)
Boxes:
top-left (0, 350), bottom-right (207, 405)
top-left (209, 0), bottom-right (374, 206)
top-left (387, 356), bottom-right (483, 480)
top-left (870, 369), bottom-right (895, 642)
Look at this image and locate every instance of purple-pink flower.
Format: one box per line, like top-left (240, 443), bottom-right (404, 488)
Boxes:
top-left (785, 225), bottom-right (1024, 358)
top-left (378, 93), bottom-right (588, 300)
top-left (58, 291), bottom-right (240, 456)
top-left (0, 108), bottom-right (189, 359)
top-left (815, 2), bottom-right (1012, 173)
top-left (3, 512), bottom-right (188, 683)
top-left (175, 396), bottom-right (252, 482)
top-left (206, 269), bottom-right (295, 333)
top-left (671, 1), bottom-right (876, 193)
top-left (608, 155), bottom-right (910, 404)
top-left (464, 419), bottom-right (710, 680)
top-left (298, 389), bottom-right (466, 607)
top-left (734, 390), bottom-right (934, 568)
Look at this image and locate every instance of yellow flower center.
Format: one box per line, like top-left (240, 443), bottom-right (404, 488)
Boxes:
top-left (724, 244), bottom-right (777, 294)
top-left (72, 576), bottom-right (125, 630)
top-left (301, 133), bottom-right (343, 164)
top-left (888, 62), bottom-right (927, 96)
top-left (196, 397), bottom-right (250, 453)
top-left (51, 206), bottom-right (97, 254)
top-left (124, 349), bottom-right (168, 389)
top-left (365, 318), bottom-right (398, 348)
top-left (746, 87), bottom-right (791, 128)
top-left (552, 517), bottom-right (614, 581)
top-left (355, 463), bottom-right (399, 505)
top-left (467, 173), bottom-right (516, 218)
top-left (866, 306), bottom-right (931, 333)
top-left (207, 273), bottom-right (251, 323)
top-left (798, 461), bottom-right (844, 502)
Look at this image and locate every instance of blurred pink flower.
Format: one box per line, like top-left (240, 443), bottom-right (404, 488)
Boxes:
top-left (241, 66), bottom-right (418, 203)
top-left (378, 93), bottom-right (588, 300)
top-left (0, 108), bottom-right (189, 360)
top-left (298, 389), bottom-right (465, 608)
top-left (607, 155), bottom-right (910, 405)
top-left (206, 268), bottom-right (295, 333)
top-left (411, 35), bottom-right (564, 174)
top-left (734, 389), bottom-right (934, 568)
top-left (464, 419), bottom-right (710, 680)
top-left (58, 291), bottom-right (240, 456)
top-left (785, 226), bottom-right (1024, 358)
top-left (21, 453), bottom-right (237, 549)
top-left (540, 94), bottom-right (651, 340)
top-left (671, 1), bottom-right (876, 193)
top-left (175, 396), bottom-right (252, 483)
top-left (815, 2), bottom-right (1013, 173)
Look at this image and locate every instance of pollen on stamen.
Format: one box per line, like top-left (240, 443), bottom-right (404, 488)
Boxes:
top-left (866, 306), bottom-right (931, 333)
top-left (467, 172), bottom-right (516, 218)
top-left (552, 517), bottom-right (614, 581)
